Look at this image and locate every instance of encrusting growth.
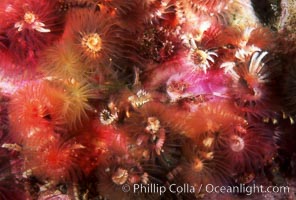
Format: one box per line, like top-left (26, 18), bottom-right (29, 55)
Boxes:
top-left (0, 0), bottom-right (294, 199)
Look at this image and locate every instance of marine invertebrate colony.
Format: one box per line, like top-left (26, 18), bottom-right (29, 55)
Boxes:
top-left (0, 0), bottom-right (64, 66)
top-left (0, 0), bottom-right (295, 199)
